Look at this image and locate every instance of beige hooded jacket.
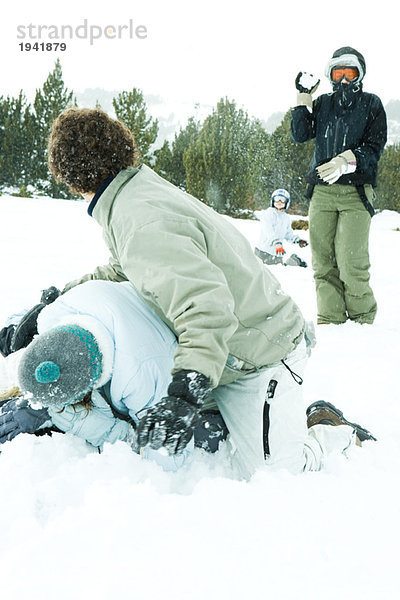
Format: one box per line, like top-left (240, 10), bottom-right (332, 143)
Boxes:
top-left (64, 165), bottom-right (304, 387)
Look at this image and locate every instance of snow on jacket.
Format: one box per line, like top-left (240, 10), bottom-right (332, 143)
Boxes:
top-left (290, 89), bottom-right (387, 187)
top-left (64, 165), bottom-right (305, 388)
top-left (256, 207), bottom-right (300, 255)
top-left (37, 280), bottom-right (190, 471)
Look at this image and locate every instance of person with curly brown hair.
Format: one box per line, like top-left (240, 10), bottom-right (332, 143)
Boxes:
top-left (42, 107), bottom-right (367, 479)
top-left (48, 107), bottom-right (141, 194)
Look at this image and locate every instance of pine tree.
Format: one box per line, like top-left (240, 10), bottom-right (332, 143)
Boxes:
top-left (376, 144), bottom-right (400, 211)
top-left (0, 92), bottom-right (36, 188)
top-left (183, 98), bottom-right (269, 216)
top-left (0, 96), bottom-right (8, 157)
top-left (153, 140), bottom-right (173, 179)
top-left (33, 59), bottom-right (75, 196)
top-left (153, 117), bottom-right (200, 189)
top-left (112, 89), bottom-right (158, 164)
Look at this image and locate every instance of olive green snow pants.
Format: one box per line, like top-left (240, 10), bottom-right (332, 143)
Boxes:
top-left (309, 184), bottom-right (377, 324)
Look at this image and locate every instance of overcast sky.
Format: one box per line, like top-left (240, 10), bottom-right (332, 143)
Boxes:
top-left (2, 0), bottom-right (398, 123)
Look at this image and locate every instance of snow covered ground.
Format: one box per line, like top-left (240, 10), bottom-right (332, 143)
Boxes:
top-left (0, 194), bottom-right (399, 599)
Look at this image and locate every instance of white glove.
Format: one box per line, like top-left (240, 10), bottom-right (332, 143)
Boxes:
top-left (316, 150), bottom-right (357, 184)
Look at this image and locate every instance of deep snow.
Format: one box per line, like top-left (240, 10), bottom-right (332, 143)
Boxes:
top-left (0, 194), bottom-right (399, 599)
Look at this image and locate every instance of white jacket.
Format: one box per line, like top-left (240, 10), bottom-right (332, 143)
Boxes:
top-left (37, 280), bottom-right (192, 470)
top-left (256, 208), bottom-right (300, 255)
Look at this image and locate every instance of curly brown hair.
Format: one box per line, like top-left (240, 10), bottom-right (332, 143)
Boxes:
top-left (48, 107), bottom-right (140, 193)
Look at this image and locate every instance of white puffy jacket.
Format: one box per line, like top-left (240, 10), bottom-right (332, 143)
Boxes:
top-left (256, 208), bottom-right (300, 255)
top-left (37, 280), bottom-right (192, 470)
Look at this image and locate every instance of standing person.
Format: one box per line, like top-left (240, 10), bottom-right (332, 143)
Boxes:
top-left (255, 188), bottom-right (308, 267)
top-left (291, 47), bottom-right (387, 325)
top-left (42, 107), bottom-right (370, 479)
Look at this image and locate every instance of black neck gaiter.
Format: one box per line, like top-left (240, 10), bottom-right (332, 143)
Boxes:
top-left (333, 81), bottom-right (362, 109)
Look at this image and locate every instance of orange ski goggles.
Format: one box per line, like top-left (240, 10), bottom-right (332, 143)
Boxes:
top-left (331, 67), bottom-right (359, 82)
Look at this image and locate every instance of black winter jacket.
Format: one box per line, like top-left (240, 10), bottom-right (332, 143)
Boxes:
top-left (291, 89), bottom-right (387, 187)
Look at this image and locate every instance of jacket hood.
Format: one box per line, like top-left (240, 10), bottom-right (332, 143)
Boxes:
top-left (325, 46), bottom-right (366, 83)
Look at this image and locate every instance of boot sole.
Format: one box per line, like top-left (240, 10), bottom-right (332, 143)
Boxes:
top-left (307, 400), bottom-right (377, 442)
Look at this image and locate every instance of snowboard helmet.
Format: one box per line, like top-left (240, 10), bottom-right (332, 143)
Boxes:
top-left (271, 188), bottom-right (291, 209)
top-left (325, 46), bottom-right (366, 87)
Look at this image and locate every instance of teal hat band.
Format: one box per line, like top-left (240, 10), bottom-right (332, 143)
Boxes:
top-left (35, 361), bottom-right (61, 383)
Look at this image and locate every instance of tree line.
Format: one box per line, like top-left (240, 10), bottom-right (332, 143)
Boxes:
top-left (1, 60), bottom-right (399, 214)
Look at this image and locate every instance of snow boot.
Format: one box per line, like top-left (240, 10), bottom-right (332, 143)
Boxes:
top-left (285, 253), bottom-right (307, 268)
top-left (306, 400), bottom-right (376, 442)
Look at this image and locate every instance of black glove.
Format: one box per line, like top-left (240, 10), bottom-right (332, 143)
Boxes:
top-left (194, 410), bottom-right (229, 453)
top-left (137, 369), bottom-right (211, 455)
top-left (0, 324), bottom-right (17, 357)
top-left (40, 287), bottom-right (61, 305)
top-left (10, 286), bottom-right (61, 353)
top-left (295, 71), bottom-right (320, 94)
top-left (0, 397), bottom-right (51, 444)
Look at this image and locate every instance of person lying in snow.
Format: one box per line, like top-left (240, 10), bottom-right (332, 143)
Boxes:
top-left (0, 281), bottom-right (376, 478)
top-left (0, 281), bottom-right (228, 470)
top-left (254, 189), bottom-right (308, 268)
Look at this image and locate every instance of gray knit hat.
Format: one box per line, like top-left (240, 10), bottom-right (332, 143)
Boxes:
top-left (18, 323), bottom-right (108, 408)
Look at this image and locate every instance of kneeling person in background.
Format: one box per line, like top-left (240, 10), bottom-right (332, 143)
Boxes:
top-left (255, 189), bottom-right (308, 268)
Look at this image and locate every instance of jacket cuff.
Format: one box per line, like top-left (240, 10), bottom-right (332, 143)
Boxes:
top-left (339, 149), bottom-right (357, 165)
top-left (296, 93), bottom-right (313, 110)
top-left (338, 149), bottom-right (357, 174)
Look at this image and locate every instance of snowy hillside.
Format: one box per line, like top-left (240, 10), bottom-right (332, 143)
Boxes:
top-left (0, 194), bottom-right (400, 599)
